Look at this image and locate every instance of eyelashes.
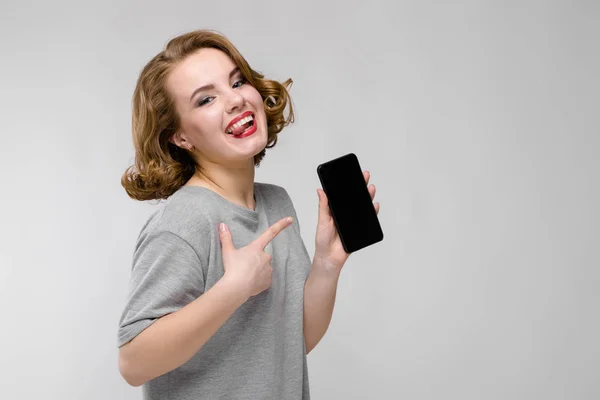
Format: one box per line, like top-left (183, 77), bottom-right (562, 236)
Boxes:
top-left (232, 77), bottom-right (247, 89)
top-left (196, 78), bottom-right (247, 107)
top-left (197, 97), bottom-right (214, 106)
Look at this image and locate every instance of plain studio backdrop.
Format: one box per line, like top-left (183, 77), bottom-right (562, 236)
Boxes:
top-left (1, 0), bottom-right (598, 399)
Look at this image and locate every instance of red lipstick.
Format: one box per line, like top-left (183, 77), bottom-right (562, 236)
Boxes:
top-left (225, 111), bottom-right (254, 133)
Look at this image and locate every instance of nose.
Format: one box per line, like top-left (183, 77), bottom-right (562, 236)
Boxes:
top-left (225, 88), bottom-right (245, 114)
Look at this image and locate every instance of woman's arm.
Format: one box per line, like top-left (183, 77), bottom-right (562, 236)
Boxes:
top-left (303, 257), bottom-right (342, 354)
top-left (119, 275), bottom-right (248, 387)
top-left (119, 218), bottom-right (292, 387)
top-left (303, 175), bottom-right (379, 354)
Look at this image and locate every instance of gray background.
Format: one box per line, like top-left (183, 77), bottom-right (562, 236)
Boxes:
top-left (1, 0), bottom-right (598, 399)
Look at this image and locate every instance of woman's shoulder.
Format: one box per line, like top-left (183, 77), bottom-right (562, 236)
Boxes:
top-left (255, 182), bottom-right (299, 224)
top-left (255, 182), bottom-right (293, 206)
top-left (137, 186), bottom-right (218, 241)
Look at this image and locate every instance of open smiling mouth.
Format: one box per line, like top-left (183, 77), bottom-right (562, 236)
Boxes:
top-left (226, 112), bottom-right (257, 138)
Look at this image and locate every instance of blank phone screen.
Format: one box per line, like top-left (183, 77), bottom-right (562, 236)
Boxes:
top-left (317, 153), bottom-right (384, 253)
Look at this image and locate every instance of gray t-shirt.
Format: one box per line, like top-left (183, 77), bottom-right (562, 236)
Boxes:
top-left (117, 182), bottom-right (312, 399)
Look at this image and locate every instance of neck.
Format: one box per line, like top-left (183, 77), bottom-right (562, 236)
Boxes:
top-left (186, 158), bottom-right (257, 210)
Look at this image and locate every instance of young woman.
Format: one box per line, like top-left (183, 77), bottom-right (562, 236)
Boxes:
top-left (117, 29), bottom-right (379, 399)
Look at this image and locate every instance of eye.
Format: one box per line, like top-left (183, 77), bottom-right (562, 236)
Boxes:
top-left (232, 77), bottom-right (247, 89)
top-left (197, 96), bottom-right (214, 107)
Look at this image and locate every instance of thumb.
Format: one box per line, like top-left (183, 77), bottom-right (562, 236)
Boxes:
top-left (317, 189), bottom-right (331, 224)
top-left (219, 223), bottom-right (235, 253)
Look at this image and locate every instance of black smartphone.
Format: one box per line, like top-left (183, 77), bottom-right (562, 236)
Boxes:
top-left (317, 153), bottom-right (384, 253)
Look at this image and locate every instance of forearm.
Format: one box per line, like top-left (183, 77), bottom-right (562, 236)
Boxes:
top-left (303, 258), bottom-right (342, 354)
top-left (118, 276), bottom-right (248, 386)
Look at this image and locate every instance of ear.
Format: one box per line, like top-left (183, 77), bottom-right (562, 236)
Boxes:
top-left (170, 131), bottom-right (189, 149)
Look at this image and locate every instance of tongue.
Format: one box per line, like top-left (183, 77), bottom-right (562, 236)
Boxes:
top-left (232, 121), bottom-right (251, 136)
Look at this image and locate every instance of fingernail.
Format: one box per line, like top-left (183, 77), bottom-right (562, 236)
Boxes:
top-left (219, 223), bottom-right (227, 232)
top-left (286, 217), bottom-right (293, 223)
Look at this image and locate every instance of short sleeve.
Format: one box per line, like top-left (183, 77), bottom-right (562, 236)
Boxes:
top-left (278, 187), bottom-right (303, 236)
top-left (117, 230), bottom-right (205, 347)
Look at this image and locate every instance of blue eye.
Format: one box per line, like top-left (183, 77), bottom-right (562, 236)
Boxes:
top-left (233, 78), bottom-right (246, 88)
top-left (197, 97), bottom-right (214, 107)
top-left (195, 78), bottom-right (246, 107)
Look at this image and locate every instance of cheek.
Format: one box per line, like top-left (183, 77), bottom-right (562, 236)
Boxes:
top-left (245, 87), bottom-right (267, 131)
top-left (202, 108), bottom-right (224, 128)
top-left (245, 86), bottom-right (265, 111)
top-left (182, 109), bottom-right (223, 142)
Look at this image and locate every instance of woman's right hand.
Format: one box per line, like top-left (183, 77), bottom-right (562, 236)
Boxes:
top-left (218, 217), bottom-right (293, 298)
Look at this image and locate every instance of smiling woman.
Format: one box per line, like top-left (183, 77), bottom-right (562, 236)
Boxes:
top-left (121, 29), bottom-right (294, 201)
top-left (116, 28), bottom-right (379, 400)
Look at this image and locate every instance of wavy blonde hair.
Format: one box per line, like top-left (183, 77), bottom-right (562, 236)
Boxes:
top-left (121, 29), bottom-right (294, 201)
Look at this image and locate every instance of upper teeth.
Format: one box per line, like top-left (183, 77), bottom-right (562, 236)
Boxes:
top-left (227, 115), bottom-right (254, 134)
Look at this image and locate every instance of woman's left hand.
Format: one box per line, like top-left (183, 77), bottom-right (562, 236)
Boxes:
top-left (314, 170), bottom-right (380, 272)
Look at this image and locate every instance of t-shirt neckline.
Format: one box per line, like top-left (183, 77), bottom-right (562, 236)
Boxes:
top-left (179, 183), bottom-right (262, 222)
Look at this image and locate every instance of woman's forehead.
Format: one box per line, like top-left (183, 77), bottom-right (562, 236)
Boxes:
top-left (168, 48), bottom-right (237, 100)
top-left (178, 49), bottom-right (235, 81)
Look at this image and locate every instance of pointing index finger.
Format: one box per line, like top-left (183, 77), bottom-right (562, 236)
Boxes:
top-left (254, 217), bottom-right (293, 250)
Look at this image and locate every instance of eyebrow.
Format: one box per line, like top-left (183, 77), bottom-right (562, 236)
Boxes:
top-left (189, 67), bottom-right (242, 104)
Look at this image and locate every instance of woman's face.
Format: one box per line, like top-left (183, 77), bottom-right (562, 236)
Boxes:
top-left (167, 48), bottom-right (268, 167)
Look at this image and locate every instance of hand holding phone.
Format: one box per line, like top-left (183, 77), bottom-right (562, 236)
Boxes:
top-left (317, 153), bottom-right (384, 253)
